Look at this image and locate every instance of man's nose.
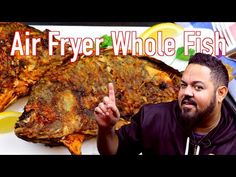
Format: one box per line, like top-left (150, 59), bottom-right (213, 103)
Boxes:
top-left (183, 86), bottom-right (194, 97)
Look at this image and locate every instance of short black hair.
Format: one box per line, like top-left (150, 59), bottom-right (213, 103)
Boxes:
top-left (188, 53), bottom-right (229, 88)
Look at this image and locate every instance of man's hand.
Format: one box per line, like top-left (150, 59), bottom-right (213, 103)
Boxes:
top-left (94, 83), bottom-right (120, 128)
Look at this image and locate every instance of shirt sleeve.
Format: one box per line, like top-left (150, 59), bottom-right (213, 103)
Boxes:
top-left (116, 106), bottom-right (144, 155)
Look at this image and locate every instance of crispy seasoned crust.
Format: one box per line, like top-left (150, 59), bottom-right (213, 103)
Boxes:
top-left (0, 22), bottom-right (72, 112)
top-left (15, 49), bottom-right (182, 146)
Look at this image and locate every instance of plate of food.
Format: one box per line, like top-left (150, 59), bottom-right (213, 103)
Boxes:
top-left (0, 22), bottom-right (222, 155)
top-left (0, 23), bottom-right (150, 155)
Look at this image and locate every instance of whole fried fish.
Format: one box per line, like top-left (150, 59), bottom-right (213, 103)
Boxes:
top-left (15, 49), bottom-right (182, 154)
top-left (0, 22), bottom-right (72, 112)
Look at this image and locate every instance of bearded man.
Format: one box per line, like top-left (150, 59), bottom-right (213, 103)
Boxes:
top-left (94, 53), bottom-right (236, 155)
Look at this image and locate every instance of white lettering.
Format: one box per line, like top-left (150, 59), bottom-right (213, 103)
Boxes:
top-left (111, 31), bottom-right (130, 55)
top-left (48, 31), bottom-right (59, 55)
top-left (10, 32), bottom-right (24, 56)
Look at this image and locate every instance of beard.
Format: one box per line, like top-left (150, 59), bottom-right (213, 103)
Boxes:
top-left (179, 93), bottom-right (216, 130)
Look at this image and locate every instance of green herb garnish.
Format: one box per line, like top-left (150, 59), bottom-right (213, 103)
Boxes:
top-left (100, 34), bottom-right (112, 48)
top-left (176, 47), bottom-right (195, 61)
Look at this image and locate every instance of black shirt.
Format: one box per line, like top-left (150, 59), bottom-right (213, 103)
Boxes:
top-left (116, 100), bottom-right (236, 155)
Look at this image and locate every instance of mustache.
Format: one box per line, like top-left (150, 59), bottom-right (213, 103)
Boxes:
top-left (181, 97), bottom-right (197, 106)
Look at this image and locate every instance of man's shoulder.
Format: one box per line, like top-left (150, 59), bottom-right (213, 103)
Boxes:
top-left (142, 100), bottom-right (178, 111)
top-left (136, 100), bottom-right (179, 128)
top-left (222, 99), bottom-right (236, 118)
top-left (139, 100), bottom-right (179, 119)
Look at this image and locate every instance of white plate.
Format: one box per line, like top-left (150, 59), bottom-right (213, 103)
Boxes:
top-left (0, 24), bottom-right (215, 155)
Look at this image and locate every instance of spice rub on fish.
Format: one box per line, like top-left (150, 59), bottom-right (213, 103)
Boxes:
top-left (0, 22), bottom-right (72, 112)
top-left (15, 49), bottom-right (182, 153)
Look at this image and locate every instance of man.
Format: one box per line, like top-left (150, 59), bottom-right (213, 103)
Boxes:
top-left (94, 53), bottom-right (236, 155)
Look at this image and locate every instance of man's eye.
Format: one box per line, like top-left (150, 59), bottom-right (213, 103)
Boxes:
top-left (180, 83), bottom-right (187, 88)
top-left (195, 86), bottom-right (203, 91)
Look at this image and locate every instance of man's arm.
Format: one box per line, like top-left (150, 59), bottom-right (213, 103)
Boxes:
top-left (97, 126), bottom-right (119, 155)
top-left (94, 83), bottom-right (120, 155)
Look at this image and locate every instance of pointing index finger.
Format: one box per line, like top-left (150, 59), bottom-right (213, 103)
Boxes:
top-left (108, 83), bottom-right (116, 103)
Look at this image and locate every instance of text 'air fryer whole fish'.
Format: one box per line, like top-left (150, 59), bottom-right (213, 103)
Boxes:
top-left (0, 22), bottom-right (72, 112)
top-left (14, 49), bottom-right (182, 154)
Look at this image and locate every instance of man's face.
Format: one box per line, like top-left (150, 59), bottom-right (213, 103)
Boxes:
top-left (178, 64), bottom-right (217, 127)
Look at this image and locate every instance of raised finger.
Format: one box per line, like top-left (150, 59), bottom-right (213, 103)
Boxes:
top-left (108, 83), bottom-right (116, 103)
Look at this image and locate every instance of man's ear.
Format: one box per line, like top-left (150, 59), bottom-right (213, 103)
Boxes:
top-left (216, 86), bottom-right (228, 103)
